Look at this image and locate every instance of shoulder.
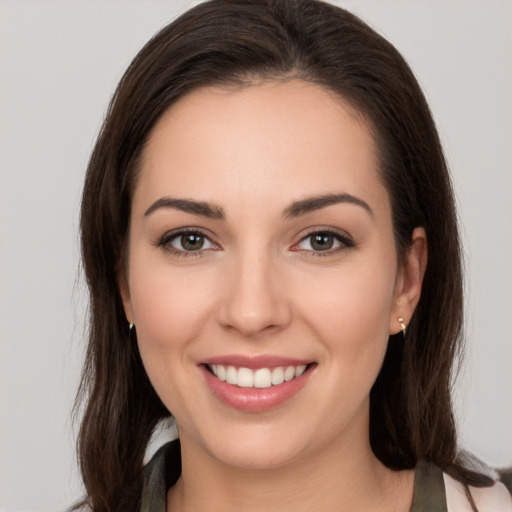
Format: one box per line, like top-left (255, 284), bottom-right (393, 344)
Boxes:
top-left (444, 472), bottom-right (512, 512)
top-left (413, 458), bottom-right (512, 512)
top-left (141, 440), bottom-right (182, 512)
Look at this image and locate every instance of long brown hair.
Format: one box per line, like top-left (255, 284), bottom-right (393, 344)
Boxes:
top-left (75, 0), bottom-right (489, 509)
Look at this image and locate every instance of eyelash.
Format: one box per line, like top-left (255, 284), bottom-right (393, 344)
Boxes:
top-left (155, 228), bottom-right (219, 258)
top-left (155, 227), bottom-right (355, 258)
top-left (293, 228), bottom-right (355, 257)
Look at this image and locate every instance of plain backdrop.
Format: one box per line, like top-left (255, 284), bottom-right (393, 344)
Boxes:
top-left (0, 1), bottom-right (511, 510)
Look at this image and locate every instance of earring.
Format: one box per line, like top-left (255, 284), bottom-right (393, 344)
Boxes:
top-left (398, 317), bottom-right (406, 337)
top-left (129, 322), bottom-right (134, 331)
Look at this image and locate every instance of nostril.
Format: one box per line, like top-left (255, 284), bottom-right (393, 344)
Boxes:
top-left (217, 300), bottom-right (292, 338)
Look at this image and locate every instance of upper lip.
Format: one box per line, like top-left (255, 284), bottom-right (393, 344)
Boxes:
top-left (200, 354), bottom-right (313, 370)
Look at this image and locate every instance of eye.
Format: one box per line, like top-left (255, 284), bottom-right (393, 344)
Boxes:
top-left (157, 229), bottom-right (218, 255)
top-left (172, 232), bottom-right (209, 251)
top-left (294, 230), bottom-right (354, 254)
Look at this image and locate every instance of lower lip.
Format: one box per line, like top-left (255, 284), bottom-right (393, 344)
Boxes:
top-left (200, 365), bottom-right (314, 412)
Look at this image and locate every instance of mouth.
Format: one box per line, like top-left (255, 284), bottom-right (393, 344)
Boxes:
top-left (205, 363), bottom-right (309, 388)
top-left (199, 357), bottom-right (316, 412)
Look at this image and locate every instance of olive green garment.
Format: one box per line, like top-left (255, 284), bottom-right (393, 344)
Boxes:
top-left (500, 468), bottom-right (512, 495)
top-left (140, 440), bottom-right (450, 511)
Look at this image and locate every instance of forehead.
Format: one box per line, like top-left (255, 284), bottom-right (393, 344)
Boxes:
top-left (135, 80), bottom-right (388, 217)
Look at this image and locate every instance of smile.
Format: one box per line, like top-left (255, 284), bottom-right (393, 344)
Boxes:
top-left (207, 364), bottom-right (307, 388)
top-left (200, 358), bottom-right (315, 412)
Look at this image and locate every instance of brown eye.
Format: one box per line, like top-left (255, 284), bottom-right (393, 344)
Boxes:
top-left (309, 233), bottom-right (334, 251)
top-left (178, 233), bottom-right (205, 251)
top-left (295, 230), bottom-right (353, 254)
top-left (158, 230), bottom-right (217, 254)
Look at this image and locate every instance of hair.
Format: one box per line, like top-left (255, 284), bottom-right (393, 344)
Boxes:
top-left (75, 0), bottom-right (492, 510)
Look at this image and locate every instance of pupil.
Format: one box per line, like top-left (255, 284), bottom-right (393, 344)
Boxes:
top-left (311, 234), bottom-right (333, 251)
top-left (182, 234), bottom-right (204, 251)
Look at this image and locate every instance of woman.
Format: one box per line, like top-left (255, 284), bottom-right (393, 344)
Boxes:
top-left (74, 0), bottom-right (512, 510)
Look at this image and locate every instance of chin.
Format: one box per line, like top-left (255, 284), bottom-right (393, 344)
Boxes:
top-left (191, 419), bottom-right (317, 471)
top-left (211, 440), bottom-right (305, 470)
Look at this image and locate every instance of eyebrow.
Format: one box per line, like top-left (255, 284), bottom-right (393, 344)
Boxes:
top-left (144, 197), bottom-right (225, 219)
top-left (282, 193), bottom-right (373, 218)
top-left (144, 192), bottom-right (373, 220)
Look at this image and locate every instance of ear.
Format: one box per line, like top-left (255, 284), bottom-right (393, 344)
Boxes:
top-left (389, 227), bottom-right (428, 335)
top-left (117, 268), bottom-right (134, 326)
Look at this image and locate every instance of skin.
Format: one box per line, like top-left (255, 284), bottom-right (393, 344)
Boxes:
top-left (120, 80), bottom-right (427, 511)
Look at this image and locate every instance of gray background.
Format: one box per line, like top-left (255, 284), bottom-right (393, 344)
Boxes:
top-left (0, 1), bottom-right (511, 510)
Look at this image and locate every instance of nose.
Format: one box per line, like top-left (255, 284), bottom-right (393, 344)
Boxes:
top-left (216, 249), bottom-right (292, 338)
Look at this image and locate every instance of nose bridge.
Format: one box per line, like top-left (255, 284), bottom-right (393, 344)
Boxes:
top-left (217, 242), bottom-right (290, 336)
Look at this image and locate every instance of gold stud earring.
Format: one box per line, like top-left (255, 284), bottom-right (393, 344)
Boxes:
top-left (398, 317), bottom-right (406, 337)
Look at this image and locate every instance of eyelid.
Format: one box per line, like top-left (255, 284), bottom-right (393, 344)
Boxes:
top-left (155, 227), bottom-right (221, 257)
top-left (154, 225), bottom-right (354, 257)
top-left (291, 226), bottom-right (355, 255)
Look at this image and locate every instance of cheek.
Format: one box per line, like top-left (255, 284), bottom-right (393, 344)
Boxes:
top-left (127, 259), bottom-right (216, 415)
top-left (302, 259), bottom-right (395, 324)
top-left (128, 256), bottom-right (216, 361)
top-left (294, 255), bottom-right (396, 370)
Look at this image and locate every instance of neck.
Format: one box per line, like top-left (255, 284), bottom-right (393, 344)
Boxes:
top-left (167, 420), bottom-right (413, 512)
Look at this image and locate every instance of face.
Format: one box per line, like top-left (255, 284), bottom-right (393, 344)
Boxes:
top-left (120, 80), bottom-right (425, 470)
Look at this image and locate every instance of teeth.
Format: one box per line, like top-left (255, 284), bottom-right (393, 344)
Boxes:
top-left (254, 368), bottom-right (272, 388)
top-left (237, 367), bottom-right (254, 388)
top-left (295, 365), bottom-right (306, 377)
top-left (284, 366), bottom-right (295, 381)
top-left (226, 366), bottom-right (237, 385)
top-left (217, 364), bottom-right (226, 381)
top-left (271, 366), bottom-right (284, 385)
top-left (208, 364), bottom-right (308, 388)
